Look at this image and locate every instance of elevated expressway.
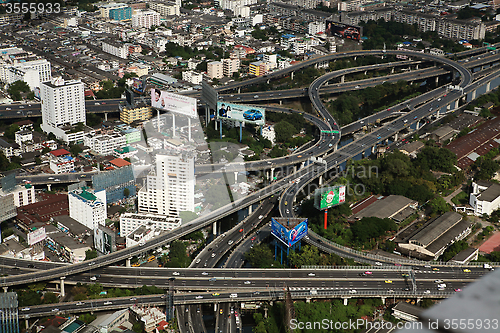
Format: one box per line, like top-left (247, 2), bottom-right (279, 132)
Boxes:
top-left (0, 49), bottom-right (490, 289)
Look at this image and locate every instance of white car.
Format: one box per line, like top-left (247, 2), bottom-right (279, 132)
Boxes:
top-left (211, 253), bottom-right (216, 258)
top-left (244, 281), bottom-right (251, 284)
top-left (172, 272), bottom-right (180, 276)
top-left (375, 262), bottom-right (383, 266)
top-left (195, 259), bottom-right (201, 264)
top-left (90, 276), bottom-right (97, 281)
top-left (349, 290), bottom-right (357, 294)
top-left (48, 177), bottom-right (54, 180)
top-left (308, 273), bottom-right (315, 277)
top-left (54, 179), bottom-right (60, 181)
top-left (355, 86), bottom-right (360, 89)
top-left (259, 215), bottom-right (264, 219)
top-left (201, 272), bottom-right (209, 276)
top-left (424, 290), bottom-right (431, 294)
top-left (196, 295), bottom-right (204, 299)
top-left (104, 301), bottom-right (112, 305)
top-left (76, 302), bottom-right (83, 306)
top-left (21, 307), bottom-right (30, 311)
top-left (52, 308), bottom-right (59, 312)
top-left (434, 280), bottom-right (444, 284)
top-left (228, 240), bottom-right (234, 245)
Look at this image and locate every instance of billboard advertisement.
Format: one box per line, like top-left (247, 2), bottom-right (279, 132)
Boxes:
top-left (151, 88), bottom-right (197, 118)
top-left (34, 87), bottom-right (41, 100)
top-left (325, 21), bottom-right (361, 41)
top-left (271, 218), bottom-right (308, 247)
top-left (216, 102), bottom-right (265, 125)
top-left (314, 185), bottom-right (346, 210)
top-left (28, 227), bottom-right (46, 246)
top-left (132, 78), bottom-right (144, 94)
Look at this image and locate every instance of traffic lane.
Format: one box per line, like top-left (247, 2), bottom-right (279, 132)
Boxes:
top-left (225, 225), bottom-right (272, 268)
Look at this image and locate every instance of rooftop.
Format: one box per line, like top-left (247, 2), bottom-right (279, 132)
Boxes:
top-left (352, 195), bottom-right (416, 220)
top-left (408, 212), bottom-right (463, 248)
top-left (450, 247), bottom-right (478, 262)
top-left (393, 301), bottom-right (424, 317)
top-left (477, 183), bottom-right (500, 202)
top-left (50, 149), bottom-right (71, 157)
top-left (109, 158), bottom-right (131, 168)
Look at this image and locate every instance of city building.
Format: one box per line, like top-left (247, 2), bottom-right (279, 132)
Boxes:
top-left (0, 138), bottom-right (20, 158)
top-left (0, 292), bottom-right (19, 333)
top-left (98, 309), bottom-right (129, 333)
top-left (138, 153), bottom-right (195, 215)
top-left (83, 132), bottom-right (127, 156)
top-left (0, 184), bottom-right (35, 208)
top-left (350, 195), bottom-right (418, 223)
top-left (102, 39), bottom-right (130, 59)
top-left (392, 9), bottom-right (486, 40)
top-left (182, 71), bottom-right (203, 85)
top-left (68, 187), bottom-right (107, 230)
top-left (92, 164), bottom-right (136, 204)
top-left (249, 61), bottom-right (267, 76)
top-left (219, 0), bottom-right (257, 11)
top-left (113, 146), bottom-right (138, 160)
top-left (129, 305), bottom-right (166, 333)
top-left (450, 247), bottom-right (479, 264)
top-left (45, 225), bottom-right (90, 263)
top-left (398, 212), bottom-right (473, 260)
top-left (0, 47), bottom-right (51, 91)
top-left (125, 221), bottom-right (164, 247)
top-left (132, 10), bottom-right (160, 29)
top-left (50, 155), bottom-right (75, 174)
top-left (40, 77), bottom-right (85, 144)
top-left (120, 105), bottom-right (153, 124)
top-left (52, 215), bottom-right (91, 241)
top-left (100, 2), bottom-right (129, 17)
top-left (149, 2), bottom-right (180, 16)
top-left (308, 21), bottom-right (325, 35)
top-left (115, 125), bottom-right (142, 144)
top-left (340, 7), bottom-right (392, 26)
top-left (120, 212), bottom-right (182, 237)
top-left (109, 6), bottom-right (132, 21)
top-left (469, 181), bottom-right (500, 216)
top-left (429, 125), bottom-right (458, 144)
top-left (0, 194), bottom-right (16, 224)
top-left (222, 58), bottom-right (240, 77)
top-left (15, 193), bottom-right (69, 232)
top-left (207, 61), bottom-right (223, 79)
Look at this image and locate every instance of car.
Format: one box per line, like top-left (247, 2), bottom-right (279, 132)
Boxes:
top-left (254, 291), bottom-right (260, 295)
top-left (228, 240), bottom-right (233, 245)
top-left (76, 302), bottom-right (83, 305)
top-left (52, 308), bottom-right (59, 312)
top-left (365, 271), bottom-right (372, 275)
top-left (212, 292), bottom-right (220, 296)
top-left (329, 143), bottom-right (333, 147)
top-left (239, 228), bottom-right (243, 232)
top-left (244, 281), bottom-right (251, 284)
top-left (207, 247), bottom-right (213, 251)
top-left (285, 201), bottom-right (288, 205)
top-left (195, 259), bottom-right (201, 264)
top-left (253, 95), bottom-right (259, 99)
top-left (54, 179), bottom-right (60, 181)
top-left (27, 264), bottom-right (35, 268)
top-left (19, 106), bottom-right (24, 109)
top-left (21, 307), bottom-right (30, 311)
top-left (414, 116), bottom-right (417, 119)
top-left (202, 272), bottom-right (209, 276)
top-left (220, 309), bottom-right (223, 314)
top-left (48, 177), bottom-right (54, 180)
top-left (209, 277), bottom-right (217, 282)
top-left (433, 268), bottom-right (440, 271)
top-left (359, 273), bottom-right (366, 276)
top-left (211, 253), bottom-right (216, 258)
top-left (102, 102), bottom-right (106, 104)
top-left (95, 103), bottom-right (100, 105)
top-left (424, 290), bottom-right (431, 294)
top-left (349, 290), bottom-right (357, 294)
top-left (243, 109), bottom-right (263, 121)
top-left (395, 263), bottom-right (402, 266)
top-left (308, 273), bottom-right (315, 277)
top-left (172, 272), bottom-right (180, 276)
top-left (454, 288), bottom-right (462, 292)
top-left (463, 269), bottom-right (471, 273)
top-left (251, 237), bottom-right (256, 241)
top-left (81, 174), bottom-right (87, 178)
top-left (355, 86), bottom-right (360, 89)
top-left (388, 289), bottom-right (394, 293)
top-left (286, 209), bottom-right (289, 213)
top-left (6, 108), bottom-right (11, 110)
top-left (424, 265), bottom-right (431, 268)
top-left (434, 280), bottom-right (444, 284)
top-left (90, 276), bottom-right (97, 281)
top-left (437, 98), bottom-right (441, 101)
top-left (385, 280), bottom-right (392, 284)
top-left (259, 215), bottom-right (264, 219)
top-left (375, 262), bottom-right (382, 266)
top-left (130, 298), bottom-right (137, 301)
top-left (196, 295), bottom-right (204, 299)
top-left (104, 301), bottom-right (112, 305)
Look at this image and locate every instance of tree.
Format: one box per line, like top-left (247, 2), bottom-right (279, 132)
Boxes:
top-left (245, 244), bottom-right (279, 268)
top-left (85, 250), bottom-right (98, 261)
top-left (43, 292), bottom-right (58, 304)
top-left (429, 197), bottom-right (450, 215)
top-left (4, 124), bottom-right (20, 140)
top-left (132, 323), bottom-right (144, 333)
top-left (274, 120), bottom-right (297, 143)
top-left (7, 80), bottom-right (30, 101)
top-left (70, 144), bottom-right (82, 157)
top-left (124, 188), bottom-right (130, 198)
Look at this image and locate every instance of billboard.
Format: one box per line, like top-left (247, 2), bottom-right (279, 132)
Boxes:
top-left (151, 88), bottom-right (197, 118)
top-left (325, 21), bottom-right (361, 41)
top-left (216, 102), bottom-right (265, 125)
top-left (271, 218), bottom-right (308, 247)
top-left (34, 87), bottom-right (41, 100)
top-left (201, 80), bottom-right (218, 111)
top-left (314, 185), bottom-right (346, 210)
top-left (94, 225), bottom-right (116, 254)
top-left (132, 78), bottom-right (144, 94)
top-left (28, 227), bottom-right (46, 246)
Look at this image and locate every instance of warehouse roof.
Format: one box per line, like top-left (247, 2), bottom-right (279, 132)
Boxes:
top-left (409, 212), bottom-right (463, 247)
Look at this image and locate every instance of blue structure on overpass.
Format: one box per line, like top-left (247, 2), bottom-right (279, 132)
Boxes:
top-left (271, 217), bottom-right (308, 264)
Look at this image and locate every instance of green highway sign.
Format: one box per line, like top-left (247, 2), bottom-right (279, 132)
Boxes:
top-left (321, 130), bottom-right (340, 134)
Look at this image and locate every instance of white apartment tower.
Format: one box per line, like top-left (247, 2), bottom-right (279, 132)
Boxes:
top-left (138, 154), bottom-right (195, 215)
top-left (132, 10), bottom-right (160, 29)
top-left (69, 188), bottom-right (107, 230)
top-left (40, 77), bottom-right (85, 142)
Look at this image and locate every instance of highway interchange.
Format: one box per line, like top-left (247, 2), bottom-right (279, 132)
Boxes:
top-left (3, 47), bottom-right (500, 327)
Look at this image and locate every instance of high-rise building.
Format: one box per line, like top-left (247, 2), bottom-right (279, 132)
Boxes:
top-left (0, 184), bottom-right (35, 208)
top-left (138, 153), bottom-right (195, 215)
top-left (40, 77), bottom-right (85, 144)
top-left (0, 47), bottom-right (51, 90)
top-left (0, 292), bottom-right (19, 333)
top-left (207, 61), bottom-right (223, 79)
top-left (222, 58), bottom-right (240, 77)
top-left (120, 105), bottom-right (153, 124)
top-left (132, 10), bottom-right (160, 29)
top-left (149, 2), bottom-right (180, 16)
top-left (68, 187), bottom-right (107, 230)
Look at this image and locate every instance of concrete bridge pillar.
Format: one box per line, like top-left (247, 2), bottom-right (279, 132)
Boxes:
top-left (364, 70), bottom-right (367, 76)
top-left (416, 121), bottom-right (420, 130)
top-left (279, 100), bottom-right (282, 105)
top-left (343, 298), bottom-right (348, 306)
top-left (238, 87), bottom-right (241, 94)
top-left (394, 132), bottom-right (398, 141)
top-left (354, 56), bottom-right (357, 61)
top-left (248, 205), bottom-right (252, 215)
top-left (267, 79), bottom-right (270, 84)
top-left (264, 307), bottom-right (268, 318)
top-left (291, 72), bottom-right (294, 80)
top-left (416, 64), bottom-right (419, 70)
top-left (60, 277), bottom-right (66, 297)
top-left (234, 171), bottom-right (238, 184)
top-left (266, 170), bottom-right (269, 180)
top-left (126, 258), bottom-right (131, 267)
top-left (47, 184), bottom-right (51, 191)
top-left (306, 298), bottom-right (311, 303)
top-left (104, 113), bottom-right (108, 121)
top-left (381, 297), bottom-right (386, 305)
top-left (487, 81), bottom-right (491, 92)
top-left (472, 89), bottom-right (476, 100)
top-left (340, 75), bottom-right (345, 84)
top-left (300, 161), bottom-right (305, 168)
top-left (371, 146), bottom-right (376, 154)
top-left (293, 166), bottom-right (297, 173)
top-left (435, 76), bottom-right (439, 85)
top-left (416, 298), bottom-right (422, 305)
top-left (213, 222), bottom-right (217, 236)
top-left (319, 175), bottom-right (323, 186)
top-left (25, 319), bottom-right (29, 329)
top-left (270, 168), bottom-right (275, 180)
top-left (391, 67), bottom-right (395, 74)
top-left (3, 287), bottom-right (7, 293)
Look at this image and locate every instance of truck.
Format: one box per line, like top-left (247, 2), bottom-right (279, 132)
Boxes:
top-left (310, 289), bottom-right (317, 295)
top-left (484, 263), bottom-right (493, 270)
